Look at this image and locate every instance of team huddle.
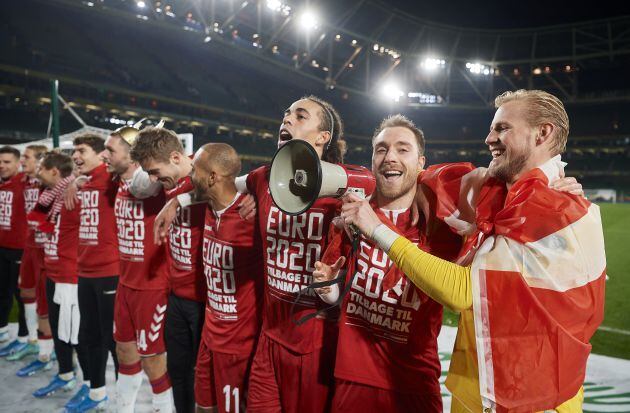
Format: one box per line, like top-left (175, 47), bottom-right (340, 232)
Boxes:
top-left (0, 90), bottom-right (605, 413)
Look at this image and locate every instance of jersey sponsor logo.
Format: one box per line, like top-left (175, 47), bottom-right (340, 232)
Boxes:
top-left (169, 206), bottom-right (193, 269)
top-left (114, 197), bottom-right (145, 261)
top-left (79, 190), bottom-right (100, 245)
top-left (346, 214), bottom-right (422, 344)
top-left (0, 190), bottom-right (14, 229)
top-left (264, 206), bottom-right (324, 304)
top-left (203, 236), bottom-right (238, 320)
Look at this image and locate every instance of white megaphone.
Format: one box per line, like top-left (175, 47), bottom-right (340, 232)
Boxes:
top-left (269, 139), bottom-right (376, 215)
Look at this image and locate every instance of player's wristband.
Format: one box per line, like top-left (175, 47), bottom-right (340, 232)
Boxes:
top-left (371, 224), bottom-right (400, 253)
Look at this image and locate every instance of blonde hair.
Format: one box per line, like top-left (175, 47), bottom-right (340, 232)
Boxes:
top-left (494, 89), bottom-right (569, 155)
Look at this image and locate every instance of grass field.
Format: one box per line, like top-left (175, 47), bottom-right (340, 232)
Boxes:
top-left (8, 204), bottom-right (630, 359)
top-left (443, 202), bottom-right (630, 360)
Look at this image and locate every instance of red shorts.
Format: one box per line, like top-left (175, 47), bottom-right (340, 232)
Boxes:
top-left (246, 331), bottom-right (336, 413)
top-left (194, 340), bottom-right (254, 412)
top-left (19, 247), bottom-right (44, 291)
top-left (332, 380), bottom-right (443, 413)
top-left (113, 284), bottom-right (168, 355)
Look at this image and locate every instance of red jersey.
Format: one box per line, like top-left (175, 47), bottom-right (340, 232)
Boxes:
top-left (24, 177), bottom-right (47, 249)
top-left (323, 208), bottom-right (461, 395)
top-left (0, 172), bottom-right (27, 249)
top-left (43, 204), bottom-right (80, 284)
top-left (201, 192), bottom-right (264, 354)
top-left (165, 176), bottom-right (206, 302)
top-left (114, 176), bottom-right (168, 290)
top-left (246, 166), bottom-right (339, 354)
top-left (77, 164), bottom-right (120, 277)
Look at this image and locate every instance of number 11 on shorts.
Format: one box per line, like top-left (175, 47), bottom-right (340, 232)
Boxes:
top-left (222, 385), bottom-right (239, 412)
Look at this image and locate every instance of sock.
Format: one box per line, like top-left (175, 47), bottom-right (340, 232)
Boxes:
top-left (59, 371), bottom-right (75, 381)
top-left (24, 303), bottom-right (38, 342)
top-left (116, 362), bottom-right (142, 413)
top-left (83, 380), bottom-right (90, 388)
top-left (17, 335), bottom-right (27, 343)
top-left (152, 387), bottom-right (173, 413)
top-left (0, 326), bottom-right (8, 334)
top-left (38, 337), bottom-right (54, 361)
top-left (89, 385), bottom-right (107, 402)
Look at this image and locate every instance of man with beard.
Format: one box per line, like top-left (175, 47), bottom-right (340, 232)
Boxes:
top-left (102, 128), bottom-right (173, 413)
top-left (190, 143), bottom-right (264, 413)
top-left (313, 115), bottom-right (460, 412)
top-left (154, 96), bottom-right (346, 413)
top-left (340, 90), bottom-right (604, 413)
top-left (129, 127), bottom-right (206, 413)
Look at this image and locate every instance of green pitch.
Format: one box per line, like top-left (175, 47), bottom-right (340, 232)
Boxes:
top-left (444, 202), bottom-right (630, 360)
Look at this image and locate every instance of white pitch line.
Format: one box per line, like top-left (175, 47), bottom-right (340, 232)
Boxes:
top-left (598, 325), bottom-right (630, 336)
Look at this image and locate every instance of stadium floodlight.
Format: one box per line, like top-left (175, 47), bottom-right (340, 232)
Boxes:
top-left (420, 57), bottom-right (446, 72)
top-left (466, 62), bottom-right (492, 76)
top-left (380, 82), bottom-right (405, 103)
top-left (136, 1), bottom-right (146, 8)
top-left (298, 10), bottom-right (318, 31)
top-left (266, 0), bottom-right (291, 15)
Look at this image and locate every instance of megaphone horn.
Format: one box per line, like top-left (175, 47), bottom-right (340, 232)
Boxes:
top-left (269, 139), bottom-right (375, 216)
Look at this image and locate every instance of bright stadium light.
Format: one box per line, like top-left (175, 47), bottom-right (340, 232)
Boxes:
top-left (136, 0), bottom-right (146, 8)
top-left (299, 10), bottom-right (318, 31)
top-left (380, 82), bottom-right (405, 102)
top-left (266, 0), bottom-right (291, 15)
top-left (420, 57), bottom-right (446, 72)
top-left (466, 62), bottom-right (492, 76)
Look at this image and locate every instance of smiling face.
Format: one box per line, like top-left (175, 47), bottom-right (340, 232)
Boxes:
top-left (278, 98), bottom-right (330, 155)
top-left (140, 155), bottom-right (183, 190)
top-left (0, 153), bottom-right (20, 180)
top-left (72, 143), bottom-right (102, 175)
top-left (372, 126), bottom-right (424, 204)
top-left (486, 100), bottom-right (537, 183)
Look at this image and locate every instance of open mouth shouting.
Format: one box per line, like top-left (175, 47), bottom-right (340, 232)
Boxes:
top-left (380, 169), bottom-right (403, 183)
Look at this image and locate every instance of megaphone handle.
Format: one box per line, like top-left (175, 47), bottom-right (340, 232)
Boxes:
top-left (349, 224), bottom-right (361, 240)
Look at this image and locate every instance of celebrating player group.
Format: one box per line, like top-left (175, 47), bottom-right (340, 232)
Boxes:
top-left (0, 89), bottom-right (605, 413)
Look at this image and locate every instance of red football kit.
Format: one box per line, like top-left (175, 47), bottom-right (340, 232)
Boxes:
top-left (77, 163), bottom-right (120, 278)
top-left (43, 204), bottom-right (80, 284)
top-left (245, 165), bottom-right (339, 413)
top-left (113, 176), bottom-right (169, 355)
top-left (20, 177), bottom-right (48, 315)
top-left (165, 176), bottom-right (206, 303)
top-left (20, 178), bottom-right (46, 289)
top-left (0, 172), bottom-right (27, 249)
top-left (321, 206), bottom-right (462, 413)
top-left (195, 192), bottom-right (264, 412)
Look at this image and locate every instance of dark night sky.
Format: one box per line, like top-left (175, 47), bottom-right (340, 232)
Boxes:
top-left (382, 1), bottom-right (629, 29)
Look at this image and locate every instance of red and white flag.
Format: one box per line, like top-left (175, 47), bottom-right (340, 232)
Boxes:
top-left (421, 157), bottom-right (606, 412)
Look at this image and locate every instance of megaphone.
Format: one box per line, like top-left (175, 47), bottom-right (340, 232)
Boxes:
top-left (269, 139), bottom-right (376, 215)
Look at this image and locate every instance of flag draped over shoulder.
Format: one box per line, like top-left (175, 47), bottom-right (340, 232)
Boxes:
top-left (421, 157), bottom-right (606, 412)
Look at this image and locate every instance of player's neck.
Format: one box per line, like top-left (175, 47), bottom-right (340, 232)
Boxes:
top-left (209, 183), bottom-right (238, 211)
top-left (374, 187), bottom-right (415, 211)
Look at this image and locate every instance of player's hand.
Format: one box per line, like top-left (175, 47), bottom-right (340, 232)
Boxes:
top-left (551, 176), bottom-right (584, 197)
top-left (340, 192), bottom-right (383, 239)
top-left (154, 197), bottom-right (179, 245)
top-left (237, 194), bottom-right (256, 221)
top-left (313, 257), bottom-right (345, 295)
top-left (63, 176), bottom-right (88, 210)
